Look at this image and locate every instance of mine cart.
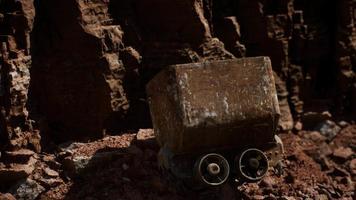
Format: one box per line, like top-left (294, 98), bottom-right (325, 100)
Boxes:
top-left (146, 57), bottom-right (284, 188)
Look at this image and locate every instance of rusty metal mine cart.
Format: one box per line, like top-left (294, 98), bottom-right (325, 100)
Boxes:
top-left (146, 57), bottom-right (284, 188)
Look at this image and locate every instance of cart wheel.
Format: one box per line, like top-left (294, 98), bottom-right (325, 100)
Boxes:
top-left (194, 153), bottom-right (230, 187)
top-left (235, 148), bottom-right (269, 182)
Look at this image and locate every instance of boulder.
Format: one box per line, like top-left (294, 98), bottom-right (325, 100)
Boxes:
top-left (10, 178), bottom-right (45, 200)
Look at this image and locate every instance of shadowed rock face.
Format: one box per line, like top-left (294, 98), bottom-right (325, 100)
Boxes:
top-left (0, 0), bottom-right (40, 152)
top-left (0, 0), bottom-right (355, 145)
top-left (27, 0), bottom-right (235, 142)
top-left (29, 0), bottom-right (126, 141)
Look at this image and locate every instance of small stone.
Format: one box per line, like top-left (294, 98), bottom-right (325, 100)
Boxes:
top-left (133, 129), bottom-right (158, 150)
top-left (308, 131), bottom-right (326, 142)
top-left (315, 120), bottom-right (341, 141)
top-left (71, 156), bottom-right (91, 173)
top-left (44, 167), bottom-right (59, 177)
top-left (136, 129), bottom-right (155, 140)
top-left (321, 111), bottom-right (332, 118)
top-left (332, 147), bottom-right (353, 162)
top-left (294, 121), bottom-right (303, 131)
top-left (260, 176), bottom-right (275, 188)
top-left (338, 121), bottom-right (349, 128)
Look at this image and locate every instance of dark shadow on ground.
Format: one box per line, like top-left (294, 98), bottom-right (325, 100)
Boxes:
top-left (62, 138), bottom-right (240, 200)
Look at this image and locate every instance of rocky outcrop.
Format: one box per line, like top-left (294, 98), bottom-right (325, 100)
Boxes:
top-left (0, 0), bottom-right (40, 152)
top-left (27, 0), bottom-right (237, 141)
top-left (28, 0), bottom-right (130, 141)
top-left (0, 0), bottom-right (354, 144)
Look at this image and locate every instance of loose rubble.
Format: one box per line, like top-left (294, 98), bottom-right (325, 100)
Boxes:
top-left (0, 125), bottom-right (353, 199)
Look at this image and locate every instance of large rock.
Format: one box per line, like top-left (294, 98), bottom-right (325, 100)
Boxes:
top-left (10, 178), bottom-right (45, 200)
top-left (0, 156), bottom-right (36, 184)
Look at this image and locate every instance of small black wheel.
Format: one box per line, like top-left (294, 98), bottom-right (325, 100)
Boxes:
top-left (235, 148), bottom-right (269, 182)
top-left (194, 153), bottom-right (230, 187)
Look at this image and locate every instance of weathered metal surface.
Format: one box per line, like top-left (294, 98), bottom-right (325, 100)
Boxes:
top-left (146, 57), bottom-right (280, 154)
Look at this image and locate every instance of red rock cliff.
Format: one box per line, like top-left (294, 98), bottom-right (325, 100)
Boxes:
top-left (0, 0), bottom-right (355, 147)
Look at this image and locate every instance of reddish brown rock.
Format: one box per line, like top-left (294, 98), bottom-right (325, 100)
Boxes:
top-left (0, 0), bottom-right (39, 153)
top-left (0, 0), bottom-right (354, 145)
top-left (43, 167), bottom-right (59, 178)
top-left (259, 176), bottom-right (276, 188)
top-left (306, 131), bottom-right (327, 142)
top-left (0, 156), bottom-right (37, 184)
top-left (332, 147), bottom-right (354, 162)
top-left (136, 129), bottom-right (155, 141)
top-left (0, 193), bottom-right (16, 200)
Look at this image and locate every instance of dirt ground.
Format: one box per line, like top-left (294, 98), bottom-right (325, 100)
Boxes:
top-left (19, 124), bottom-right (353, 200)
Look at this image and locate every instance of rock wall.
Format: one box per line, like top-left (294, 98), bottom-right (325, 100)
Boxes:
top-left (29, 0), bottom-right (129, 141)
top-left (28, 0), bottom-right (236, 142)
top-left (0, 0), bottom-right (355, 146)
top-left (0, 0), bottom-right (40, 152)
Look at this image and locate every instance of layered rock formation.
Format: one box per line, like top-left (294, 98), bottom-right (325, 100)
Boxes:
top-left (0, 0), bottom-right (354, 147)
top-left (28, 0), bottom-right (236, 142)
top-left (0, 0), bottom-right (40, 153)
